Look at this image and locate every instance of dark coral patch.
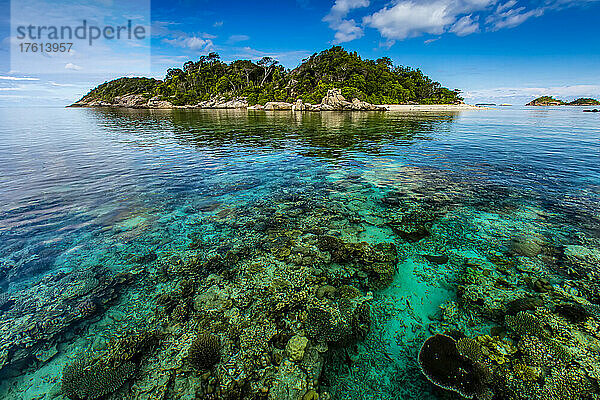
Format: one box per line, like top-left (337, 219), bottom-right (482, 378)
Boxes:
top-left (418, 334), bottom-right (488, 399)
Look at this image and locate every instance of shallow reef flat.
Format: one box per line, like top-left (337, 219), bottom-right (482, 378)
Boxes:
top-left (0, 107), bottom-right (600, 400)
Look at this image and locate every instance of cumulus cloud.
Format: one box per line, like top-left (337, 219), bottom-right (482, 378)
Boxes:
top-left (496, 0), bottom-right (517, 13)
top-left (153, 21), bottom-right (217, 50)
top-left (323, 0), bottom-right (370, 43)
top-left (65, 63), bottom-right (82, 71)
top-left (363, 0), bottom-right (495, 40)
top-left (324, 0), bottom-right (599, 43)
top-left (163, 36), bottom-right (215, 51)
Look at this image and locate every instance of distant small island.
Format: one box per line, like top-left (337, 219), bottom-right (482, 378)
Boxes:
top-left (70, 47), bottom-right (464, 111)
top-left (526, 96), bottom-right (600, 106)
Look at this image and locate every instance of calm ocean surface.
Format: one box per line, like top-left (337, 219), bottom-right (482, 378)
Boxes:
top-left (0, 107), bottom-right (599, 399)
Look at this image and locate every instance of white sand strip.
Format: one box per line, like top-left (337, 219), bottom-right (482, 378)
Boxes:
top-left (382, 104), bottom-right (487, 111)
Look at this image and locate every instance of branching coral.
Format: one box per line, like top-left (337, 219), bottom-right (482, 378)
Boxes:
top-left (61, 330), bottom-right (158, 399)
top-left (62, 357), bottom-right (136, 400)
top-left (505, 311), bottom-right (548, 338)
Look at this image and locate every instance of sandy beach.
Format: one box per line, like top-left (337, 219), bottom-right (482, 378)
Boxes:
top-left (382, 104), bottom-right (486, 111)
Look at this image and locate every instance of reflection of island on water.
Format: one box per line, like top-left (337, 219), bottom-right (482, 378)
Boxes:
top-left (85, 108), bottom-right (460, 159)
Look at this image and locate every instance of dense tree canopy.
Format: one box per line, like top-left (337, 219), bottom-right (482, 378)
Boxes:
top-left (80, 47), bottom-right (463, 106)
top-left (568, 98), bottom-right (600, 106)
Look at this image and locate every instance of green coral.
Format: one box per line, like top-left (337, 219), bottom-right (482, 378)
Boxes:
top-left (506, 312), bottom-right (548, 338)
top-left (61, 330), bottom-right (158, 399)
top-left (517, 335), bottom-right (571, 368)
top-left (240, 321), bottom-right (277, 355)
top-left (61, 357), bottom-right (136, 399)
top-left (476, 335), bottom-right (517, 365)
top-left (316, 236), bottom-right (397, 290)
top-left (337, 285), bottom-right (361, 299)
top-left (512, 364), bottom-right (540, 381)
top-left (541, 368), bottom-right (592, 400)
top-left (457, 337), bottom-right (484, 363)
top-left (305, 296), bottom-right (370, 345)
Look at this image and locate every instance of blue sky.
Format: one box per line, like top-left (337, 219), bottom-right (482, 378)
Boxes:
top-left (0, 0), bottom-right (599, 105)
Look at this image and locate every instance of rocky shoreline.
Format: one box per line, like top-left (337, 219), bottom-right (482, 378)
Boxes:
top-left (68, 89), bottom-right (462, 112)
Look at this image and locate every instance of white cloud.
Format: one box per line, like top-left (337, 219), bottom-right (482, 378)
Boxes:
top-left (362, 0), bottom-right (499, 41)
top-left (0, 77), bottom-right (92, 107)
top-left (487, 6), bottom-right (544, 30)
top-left (323, 0), bottom-right (370, 43)
top-left (228, 35), bottom-right (250, 43)
top-left (65, 63), bottom-right (83, 71)
top-left (326, 0), bottom-right (370, 19)
top-left (49, 81), bottom-right (78, 87)
top-left (0, 76), bottom-right (39, 81)
top-left (364, 1), bottom-right (458, 40)
top-left (213, 21), bottom-right (224, 28)
top-left (325, 0), bottom-right (598, 43)
top-left (496, 0), bottom-right (517, 13)
top-left (450, 14), bottom-right (480, 36)
top-left (163, 36), bottom-right (215, 52)
top-left (332, 19), bottom-right (365, 42)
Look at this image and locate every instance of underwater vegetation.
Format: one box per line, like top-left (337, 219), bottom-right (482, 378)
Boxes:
top-left (1, 106), bottom-right (600, 400)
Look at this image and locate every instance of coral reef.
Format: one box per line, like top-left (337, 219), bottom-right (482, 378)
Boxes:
top-left (0, 266), bottom-right (133, 374)
top-left (62, 357), bottom-right (136, 400)
top-left (61, 330), bottom-right (159, 399)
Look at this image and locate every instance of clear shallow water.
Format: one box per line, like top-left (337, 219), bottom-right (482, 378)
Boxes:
top-left (0, 107), bottom-right (599, 400)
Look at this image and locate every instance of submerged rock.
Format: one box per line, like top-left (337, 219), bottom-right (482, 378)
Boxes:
top-left (423, 254), bottom-right (449, 264)
top-left (0, 266), bottom-right (133, 374)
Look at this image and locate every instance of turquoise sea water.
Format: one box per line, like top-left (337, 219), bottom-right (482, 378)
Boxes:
top-left (0, 107), bottom-right (599, 400)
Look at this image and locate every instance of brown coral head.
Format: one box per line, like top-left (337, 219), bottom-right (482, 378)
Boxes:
top-left (418, 333), bottom-right (488, 399)
top-left (188, 334), bottom-right (221, 370)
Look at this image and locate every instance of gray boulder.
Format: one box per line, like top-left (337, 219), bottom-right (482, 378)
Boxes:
top-left (264, 101), bottom-right (293, 111)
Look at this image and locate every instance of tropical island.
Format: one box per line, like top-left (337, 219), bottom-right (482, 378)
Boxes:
top-left (70, 47), bottom-right (465, 111)
top-left (526, 96), bottom-right (600, 106)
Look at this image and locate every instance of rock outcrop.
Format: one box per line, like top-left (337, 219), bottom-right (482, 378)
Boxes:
top-left (263, 90), bottom-right (385, 112)
top-left (319, 89), bottom-right (386, 111)
top-left (147, 96), bottom-right (174, 109)
top-left (197, 97), bottom-right (248, 109)
top-left (69, 89), bottom-right (386, 111)
top-left (264, 101), bottom-right (293, 111)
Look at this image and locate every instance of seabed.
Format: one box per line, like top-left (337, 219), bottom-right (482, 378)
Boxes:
top-left (1, 108), bottom-right (599, 400)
